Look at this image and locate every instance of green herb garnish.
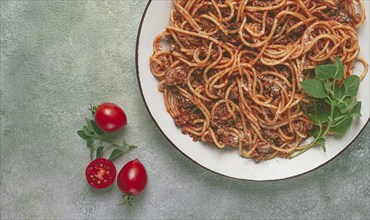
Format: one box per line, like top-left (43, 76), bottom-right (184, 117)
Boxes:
top-left (291, 56), bottom-right (362, 158)
top-left (77, 108), bottom-right (137, 161)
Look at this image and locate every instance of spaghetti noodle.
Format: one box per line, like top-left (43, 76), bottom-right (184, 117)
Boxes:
top-left (149, 0), bottom-right (367, 162)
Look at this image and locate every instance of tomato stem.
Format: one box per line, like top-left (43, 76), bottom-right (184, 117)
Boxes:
top-left (89, 105), bottom-right (98, 116)
top-left (119, 195), bottom-right (134, 206)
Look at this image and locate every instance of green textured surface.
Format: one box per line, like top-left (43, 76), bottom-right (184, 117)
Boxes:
top-left (0, 1), bottom-right (369, 219)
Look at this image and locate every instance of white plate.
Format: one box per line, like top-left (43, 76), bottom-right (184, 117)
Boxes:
top-left (136, 0), bottom-right (370, 181)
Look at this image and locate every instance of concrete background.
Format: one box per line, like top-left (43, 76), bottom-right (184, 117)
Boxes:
top-left (1, 1), bottom-right (369, 219)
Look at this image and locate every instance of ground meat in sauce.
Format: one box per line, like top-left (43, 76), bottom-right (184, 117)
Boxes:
top-left (227, 23), bottom-right (239, 31)
top-left (174, 111), bottom-right (197, 127)
top-left (164, 66), bottom-right (187, 86)
top-left (198, 47), bottom-right (208, 60)
top-left (177, 33), bottom-right (192, 47)
top-left (293, 120), bottom-right (313, 133)
top-left (256, 141), bottom-right (273, 154)
top-left (176, 95), bottom-right (194, 111)
top-left (263, 129), bottom-right (283, 146)
top-left (262, 80), bottom-right (280, 98)
top-left (216, 126), bottom-right (227, 141)
top-left (263, 129), bottom-right (279, 140)
top-left (252, 0), bottom-right (274, 7)
top-left (211, 104), bottom-right (233, 126)
top-left (229, 85), bottom-right (239, 100)
top-left (211, 48), bottom-right (221, 60)
top-left (276, 66), bottom-right (291, 79)
top-left (330, 0), bottom-right (360, 25)
top-left (225, 135), bottom-right (239, 147)
top-left (220, 7), bottom-right (231, 18)
top-left (234, 122), bottom-right (243, 130)
top-left (289, 25), bottom-right (305, 40)
top-left (202, 131), bottom-right (213, 143)
top-left (197, 5), bottom-right (212, 15)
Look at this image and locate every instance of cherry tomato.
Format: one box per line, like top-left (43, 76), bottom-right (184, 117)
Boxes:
top-left (95, 102), bottom-right (127, 132)
top-left (85, 158), bottom-right (116, 189)
top-left (117, 159), bottom-right (148, 196)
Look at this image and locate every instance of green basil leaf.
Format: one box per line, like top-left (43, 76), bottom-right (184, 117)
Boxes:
top-left (91, 120), bottom-right (104, 136)
top-left (324, 98), bottom-right (332, 106)
top-left (109, 149), bottom-right (124, 161)
top-left (316, 105), bottom-right (329, 124)
top-left (85, 118), bottom-right (95, 133)
top-left (324, 82), bottom-right (333, 93)
top-left (301, 79), bottom-right (327, 98)
top-left (315, 64), bottom-right (337, 80)
top-left (83, 126), bottom-right (91, 137)
top-left (308, 113), bottom-right (320, 125)
top-left (309, 104), bottom-right (329, 126)
top-left (334, 56), bottom-right (344, 79)
top-left (316, 137), bottom-right (325, 144)
top-left (313, 129), bottom-right (321, 139)
top-left (344, 75), bottom-right (360, 97)
top-left (96, 146), bottom-right (104, 158)
top-left (319, 144), bottom-right (326, 152)
top-left (312, 129), bottom-right (322, 139)
top-left (347, 98), bottom-right (358, 111)
top-left (333, 106), bottom-right (341, 118)
top-left (338, 97), bottom-right (351, 113)
top-left (333, 115), bottom-right (347, 123)
top-left (334, 85), bottom-right (345, 100)
top-left (316, 137), bottom-right (326, 152)
top-left (331, 117), bottom-right (353, 134)
top-left (350, 101), bottom-right (361, 117)
top-left (77, 130), bottom-right (89, 140)
top-left (87, 137), bottom-right (94, 148)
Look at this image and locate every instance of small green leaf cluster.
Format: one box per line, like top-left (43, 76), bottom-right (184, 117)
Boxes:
top-left (292, 57), bottom-right (361, 158)
top-left (77, 118), bottom-right (137, 161)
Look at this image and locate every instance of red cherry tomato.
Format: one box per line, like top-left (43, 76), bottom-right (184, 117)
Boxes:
top-left (95, 102), bottom-right (127, 132)
top-left (117, 159), bottom-right (148, 196)
top-left (85, 158), bottom-right (116, 189)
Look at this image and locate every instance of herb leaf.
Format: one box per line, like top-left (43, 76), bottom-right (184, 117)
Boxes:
top-left (338, 97), bottom-right (352, 113)
top-left (330, 117), bottom-right (353, 134)
top-left (315, 64), bottom-right (337, 80)
top-left (344, 75), bottom-right (360, 97)
top-left (324, 82), bottom-right (334, 94)
top-left (316, 105), bottom-right (329, 124)
top-left (350, 102), bottom-right (362, 117)
top-left (334, 85), bottom-right (345, 100)
top-left (301, 79), bottom-right (327, 98)
top-left (77, 130), bottom-right (89, 140)
top-left (86, 118), bottom-right (95, 133)
top-left (109, 149), bottom-right (124, 161)
top-left (334, 56), bottom-right (344, 79)
top-left (96, 146), bottom-right (104, 158)
top-left (87, 137), bottom-right (94, 148)
top-left (316, 137), bottom-right (326, 152)
top-left (90, 120), bottom-right (104, 136)
top-left (83, 126), bottom-right (91, 137)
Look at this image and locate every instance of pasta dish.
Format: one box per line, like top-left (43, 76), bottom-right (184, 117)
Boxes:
top-left (149, 0), bottom-right (367, 162)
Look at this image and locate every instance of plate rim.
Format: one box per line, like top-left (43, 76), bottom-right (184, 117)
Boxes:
top-left (135, 0), bottom-right (370, 181)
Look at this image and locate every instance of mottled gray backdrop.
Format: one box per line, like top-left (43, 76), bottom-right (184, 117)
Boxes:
top-left (1, 1), bottom-right (369, 219)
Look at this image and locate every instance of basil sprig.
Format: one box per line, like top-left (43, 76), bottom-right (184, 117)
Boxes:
top-left (77, 112), bottom-right (137, 161)
top-left (291, 57), bottom-right (361, 158)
